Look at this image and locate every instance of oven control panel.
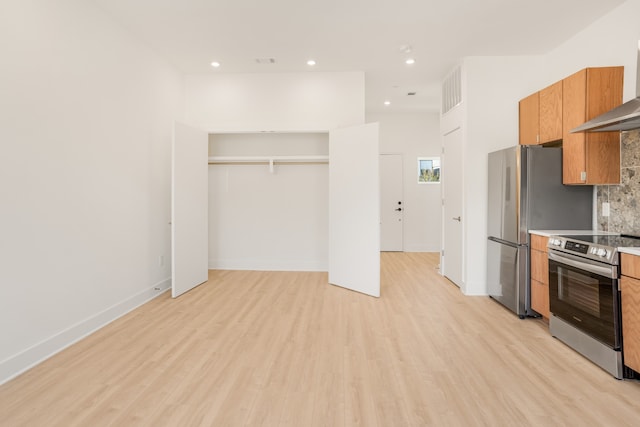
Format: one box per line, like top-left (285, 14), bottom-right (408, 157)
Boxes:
top-left (565, 241), bottom-right (589, 254)
top-left (548, 235), bottom-right (617, 264)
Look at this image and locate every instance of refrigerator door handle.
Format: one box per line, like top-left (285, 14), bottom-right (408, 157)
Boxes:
top-left (488, 236), bottom-right (522, 249)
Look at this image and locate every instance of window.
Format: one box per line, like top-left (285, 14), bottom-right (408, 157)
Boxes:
top-left (418, 157), bottom-right (440, 183)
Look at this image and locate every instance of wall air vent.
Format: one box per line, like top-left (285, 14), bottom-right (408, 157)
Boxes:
top-left (442, 66), bottom-right (462, 114)
top-left (255, 58), bottom-right (276, 64)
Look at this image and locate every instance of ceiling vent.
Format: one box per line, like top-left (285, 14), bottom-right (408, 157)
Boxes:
top-left (255, 58), bottom-right (276, 64)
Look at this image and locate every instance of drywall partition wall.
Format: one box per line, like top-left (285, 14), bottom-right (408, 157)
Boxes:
top-left (0, 0), bottom-right (183, 384)
top-left (462, 56), bottom-right (545, 296)
top-left (208, 133), bottom-right (329, 271)
top-left (440, 56), bottom-right (544, 296)
top-left (367, 112), bottom-right (442, 252)
top-left (184, 72), bottom-right (365, 132)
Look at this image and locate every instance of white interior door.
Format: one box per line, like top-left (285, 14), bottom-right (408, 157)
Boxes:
top-left (172, 122), bottom-right (209, 298)
top-left (329, 123), bottom-right (380, 297)
top-left (442, 127), bottom-right (463, 287)
top-left (380, 154), bottom-right (403, 251)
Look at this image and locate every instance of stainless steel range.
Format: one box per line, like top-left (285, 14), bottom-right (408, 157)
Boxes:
top-left (547, 234), bottom-right (640, 379)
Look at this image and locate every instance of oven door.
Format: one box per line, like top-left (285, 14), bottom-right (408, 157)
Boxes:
top-left (548, 250), bottom-right (621, 349)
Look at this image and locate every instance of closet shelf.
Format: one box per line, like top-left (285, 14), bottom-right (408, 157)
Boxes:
top-left (208, 155), bottom-right (329, 173)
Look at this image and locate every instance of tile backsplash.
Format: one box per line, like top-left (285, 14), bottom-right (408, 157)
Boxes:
top-left (597, 129), bottom-right (640, 234)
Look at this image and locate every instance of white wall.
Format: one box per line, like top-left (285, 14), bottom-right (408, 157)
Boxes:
top-left (544, 0), bottom-right (640, 101)
top-left (184, 72), bottom-right (365, 132)
top-left (0, 0), bottom-right (183, 384)
top-left (446, 0), bottom-right (640, 296)
top-left (208, 133), bottom-right (329, 271)
top-left (367, 112), bottom-right (442, 252)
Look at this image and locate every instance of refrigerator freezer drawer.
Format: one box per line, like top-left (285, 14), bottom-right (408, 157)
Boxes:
top-left (487, 237), bottom-right (529, 317)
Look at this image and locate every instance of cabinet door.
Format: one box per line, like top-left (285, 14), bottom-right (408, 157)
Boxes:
top-left (563, 69), bottom-right (588, 184)
top-left (539, 81), bottom-right (563, 144)
top-left (621, 276), bottom-right (640, 373)
top-left (531, 279), bottom-right (550, 318)
top-left (519, 92), bottom-right (539, 145)
top-left (563, 67), bottom-right (623, 185)
top-left (584, 67), bottom-right (622, 185)
top-left (530, 234), bottom-right (549, 318)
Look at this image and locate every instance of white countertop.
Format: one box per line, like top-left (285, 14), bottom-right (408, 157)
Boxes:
top-left (529, 229), bottom-right (619, 237)
top-left (618, 247), bottom-right (640, 256)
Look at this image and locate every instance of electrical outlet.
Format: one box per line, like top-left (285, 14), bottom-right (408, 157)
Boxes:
top-left (602, 202), bottom-right (610, 217)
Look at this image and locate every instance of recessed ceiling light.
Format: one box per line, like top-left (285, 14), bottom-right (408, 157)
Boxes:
top-left (211, 61), bottom-right (221, 68)
top-left (405, 58), bottom-right (416, 65)
top-left (307, 59), bottom-right (316, 66)
top-left (384, 100), bottom-right (391, 106)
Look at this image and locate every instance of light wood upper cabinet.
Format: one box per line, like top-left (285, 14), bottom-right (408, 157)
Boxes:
top-left (562, 67), bottom-right (623, 185)
top-left (539, 81), bottom-right (563, 144)
top-left (621, 253), bottom-right (640, 373)
top-left (518, 82), bottom-right (562, 146)
top-left (519, 92), bottom-right (539, 145)
top-left (530, 234), bottom-right (550, 319)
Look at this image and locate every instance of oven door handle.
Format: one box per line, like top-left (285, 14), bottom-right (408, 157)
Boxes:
top-left (548, 251), bottom-right (617, 279)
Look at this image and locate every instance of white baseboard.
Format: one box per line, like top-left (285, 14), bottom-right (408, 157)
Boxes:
top-left (0, 277), bottom-right (171, 386)
top-left (461, 281), bottom-right (488, 296)
top-left (209, 258), bottom-right (328, 272)
top-left (402, 246), bottom-right (441, 253)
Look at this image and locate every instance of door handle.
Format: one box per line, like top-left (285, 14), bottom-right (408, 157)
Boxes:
top-left (452, 216), bottom-right (461, 222)
top-left (395, 208), bottom-right (402, 211)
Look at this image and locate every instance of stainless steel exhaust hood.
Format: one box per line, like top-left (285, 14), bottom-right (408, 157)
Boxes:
top-left (571, 41), bottom-right (640, 133)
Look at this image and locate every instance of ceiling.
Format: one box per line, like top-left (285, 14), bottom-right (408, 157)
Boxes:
top-left (92, 0), bottom-right (626, 113)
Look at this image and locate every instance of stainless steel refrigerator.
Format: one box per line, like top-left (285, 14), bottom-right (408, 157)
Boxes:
top-left (486, 145), bottom-right (592, 318)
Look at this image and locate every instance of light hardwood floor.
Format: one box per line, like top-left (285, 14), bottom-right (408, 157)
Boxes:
top-left (2, 252), bottom-right (640, 426)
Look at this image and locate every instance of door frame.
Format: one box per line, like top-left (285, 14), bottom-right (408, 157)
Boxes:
top-left (441, 126), bottom-right (464, 288)
top-left (379, 153), bottom-right (404, 252)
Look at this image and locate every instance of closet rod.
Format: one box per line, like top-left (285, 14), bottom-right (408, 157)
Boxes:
top-left (207, 155), bottom-right (329, 164)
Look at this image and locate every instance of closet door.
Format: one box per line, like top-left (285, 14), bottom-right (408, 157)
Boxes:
top-left (329, 123), bottom-right (380, 297)
top-left (171, 122), bottom-right (209, 298)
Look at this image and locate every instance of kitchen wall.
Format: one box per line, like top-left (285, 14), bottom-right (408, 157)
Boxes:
top-left (597, 129), bottom-right (640, 233)
top-left (367, 111), bottom-right (442, 252)
top-left (0, 0), bottom-right (183, 384)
